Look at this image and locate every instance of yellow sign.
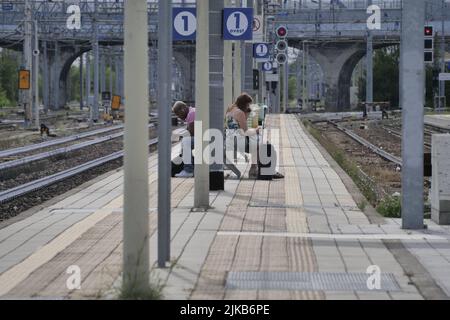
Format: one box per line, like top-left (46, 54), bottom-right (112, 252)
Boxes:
top-left (111, 95), bottom-right (121, 110)
top-left (18, 70), bottom-right (30, 90)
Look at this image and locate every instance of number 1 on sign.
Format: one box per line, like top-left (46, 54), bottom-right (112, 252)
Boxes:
top-left (182, 15), bottom-right (189, 32)
top-left (234, 13), bottom-right (240, 29)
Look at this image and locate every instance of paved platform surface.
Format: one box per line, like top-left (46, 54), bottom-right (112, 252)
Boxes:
top-left (0, 115), bottom-right (449, 300)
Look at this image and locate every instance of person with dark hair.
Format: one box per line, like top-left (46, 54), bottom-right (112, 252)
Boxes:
top-left (172, 101), bottom-right (195, 178)
top-left (225, 93), bottom-right (284, 180)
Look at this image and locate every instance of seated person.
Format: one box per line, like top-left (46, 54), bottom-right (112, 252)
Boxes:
top-left (172, 101), bottom-right (195, 178)
top-left (225, 93), bottom-right (284, 180)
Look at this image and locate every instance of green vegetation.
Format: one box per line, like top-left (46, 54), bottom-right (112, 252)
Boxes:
top-left (376, 195), bottom-right (401, 218)
top-left (303, 119), bottom-right (404, 218)
top-left (118, 282), bottom-right (164, 300)
top-left (0, 49), bottom-right (20, 107)
top-left (357, 46), bottom-right (400, 108)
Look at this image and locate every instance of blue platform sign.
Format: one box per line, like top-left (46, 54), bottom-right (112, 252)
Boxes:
top-left (2, 3), bottom-right (13, 11)
top-left (262, 61), bottom-right (273, 72)
top-left (223, 8), bottom-right (253, 41)
top-left (173, 8), bottom-right (197, 41)
top-left (253, 43), bottom-right (270, 59)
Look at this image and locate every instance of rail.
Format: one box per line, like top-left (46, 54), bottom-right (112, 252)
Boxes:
top-left (329, 121), bottom-right (402, 166)
top-left (0, 124), bottom-right (155, 171)
top-left (0, 137), bottom-right (158, 204)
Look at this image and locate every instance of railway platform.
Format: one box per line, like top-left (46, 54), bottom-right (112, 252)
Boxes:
top-left (0, 115), bottom-right (449, 300)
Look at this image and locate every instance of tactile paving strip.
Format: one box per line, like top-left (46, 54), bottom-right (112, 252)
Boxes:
top-left (226, 271), bottom-right (401, 292)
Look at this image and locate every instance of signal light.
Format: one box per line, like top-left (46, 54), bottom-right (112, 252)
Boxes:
top-left (276, 53), bottom-right (287, 65)
top-left (424, 26), bottom-right (433, 37)
top-left (276, 40), bottom-right (288, 52)
top-left (276, 25), bottom-right (288, 38)
top-left (424, 26), bottom-right (434, 63)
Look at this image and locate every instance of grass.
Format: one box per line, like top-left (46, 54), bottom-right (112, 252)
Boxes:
top-left (117, 272), bottom-right (164, 300)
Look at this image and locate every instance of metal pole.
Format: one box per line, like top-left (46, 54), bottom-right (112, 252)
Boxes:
top-left (401, 0), bottom-right (425, 230)
top-left (100, 53), bottom-right (106, 93)
top-left (302, 41), bottom-right (306, 110)
top-left (80, 53), bottom-right (84, 110)
top-left (194, 0), bottom-right (210, 209)
top-left (123, 0), bottom-right (150, 294)
top-left (283, 59), bottom-right (289, 111)
top-left (234, 41), bottom-right (242, 100)
top-left (33, 20), bottom-right (39, 129)
top-left (54, 41), bottom-right (59, 110)
top-left (23, 0), bottom-right (33, 126)
top-left (439, 0), bottom-right (446, 112)
top-left (366, 31), bottom-right (374, 113)
top-left (43, 41), bottom-right (49, 113)
top-left (93, 0), bottom-right (99, 122)
top-left (85, 52), bottom-right (91, 110)
top-left (224, 0), bottom-right (233, 113)
top-left (115, 54), bottom-right (120, 95)
top-left (157, 0), bottom-right (172, 268)
top-left (109, 52), bottom-right (113, 99)
top-left (210, 0), bottom-right (225, 191)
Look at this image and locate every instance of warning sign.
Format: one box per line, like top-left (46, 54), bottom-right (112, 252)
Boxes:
top-left (111, 95), bottom-right (121, 110)
top-left (253, 15), bottom-right (263, 42)
top-left (18, 70), bottom-right (30, 90)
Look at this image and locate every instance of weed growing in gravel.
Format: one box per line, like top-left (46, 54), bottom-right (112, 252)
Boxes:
top-left (118, 271), bottom-right (164, 300)
top-left (357, 199), bottom-right (367, 212)
top-left (376, 195), bottom-right (401, 218)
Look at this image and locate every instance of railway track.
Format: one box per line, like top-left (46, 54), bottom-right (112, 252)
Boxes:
top-left (328, 121), bottom-right (403, 166)
top-left (0, 138), bottom-right (158, 204)
top-left (0, 124), bottom-right (124, 158)
top-left (381, 126), bottom-right (432, 149)
top-left (0, 124), bottom-right (155, 171)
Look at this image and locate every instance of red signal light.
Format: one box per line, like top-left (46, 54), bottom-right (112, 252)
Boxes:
top-left (424, 26), bottom-right (433, 37)
top-left (276, 26), bottom-right (287, 38)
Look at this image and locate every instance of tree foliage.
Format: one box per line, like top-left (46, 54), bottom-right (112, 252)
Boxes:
top-left (358, 46), bottom-right (400, 107)
top-left (0, 49), bottom-right (20, 107)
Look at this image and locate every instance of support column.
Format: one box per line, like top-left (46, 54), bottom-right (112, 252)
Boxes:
top-left (79, 53), bottom-right (84, 110)
top-left (209, 0), bottom-right (225, 191)
top-left (33, 20), bottom-right (39, 128)
top-left (109, 53), bottom-right (113, 97)
top-left (401, 0), bottom-right (425, 230)
top-left (115, 54), bottom-right (120, 95)
top-left (100, 52), bottom-right (106, 94)
top-left (92, 1), bottom-right (100, 122)
top-left (366, 31), bottom-right (374, 113)
top-left (439, 0), bottom-right (446, 111)
top-left (157, 0), bottom-right (172, 268)
top-left (42, 41), bottom-right (49, 113)
top-left (123, 0), bottom-right (150, 295)
top-left (194, 0), bottom-right (210, 209)
top-left (233, 42), bottom-right (242, 101)
top-left (224, 0), bottom-right (233, 111)
top-left (283, 59), bottom-right (289, 111)
top-left (22, 0), bottom-right (33, 125)
top-left (85, 52), bottom-right (91, 107)
top-left (53, 41), bottom-right (60, 110)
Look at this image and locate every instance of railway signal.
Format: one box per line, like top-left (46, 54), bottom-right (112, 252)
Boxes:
top-left (275, 25), bottom-right (288, 38)
top-left (424, 25), bottom-right (434, 63)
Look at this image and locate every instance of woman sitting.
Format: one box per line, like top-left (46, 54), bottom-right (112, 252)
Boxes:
top-left (225, 93), bottom-right (284, 180)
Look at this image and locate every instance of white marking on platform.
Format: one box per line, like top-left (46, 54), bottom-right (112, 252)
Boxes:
top-left (217, 231), bottom-right (447, 241)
